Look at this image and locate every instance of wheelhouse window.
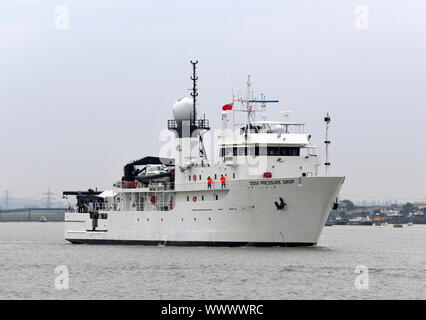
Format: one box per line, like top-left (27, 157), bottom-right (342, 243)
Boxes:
top-left (267, 146), bottom-right (300, 156)
top-left (237, 147), bottom-right (247, 156)
top-left (247, 145), bottom-right (256, 156)
top-left (220, 145), bottom-right (300, 157)
top-left (231, 147), bottom-right (236, 156)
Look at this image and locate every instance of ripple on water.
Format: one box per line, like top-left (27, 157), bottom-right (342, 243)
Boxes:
top-left (0, 223), bottom-right (425, 299)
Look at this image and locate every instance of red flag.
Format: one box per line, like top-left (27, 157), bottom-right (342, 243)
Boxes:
top-left (222, 103), bottom-right (233, 111)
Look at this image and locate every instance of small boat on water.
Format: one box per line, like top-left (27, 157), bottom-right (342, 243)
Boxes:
top-left (333, 217), bottom-right (348, 225)
top-left (348, 217), bottom-right (373, 226)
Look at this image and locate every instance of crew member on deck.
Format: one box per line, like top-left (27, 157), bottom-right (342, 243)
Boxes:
top-left (220, 175), bottom-right (227, 189)
top-left (207, 176), bottom-right (213, 189)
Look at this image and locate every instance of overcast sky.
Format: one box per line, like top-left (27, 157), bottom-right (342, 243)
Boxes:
top-left (1, 0), bottom-right (425, 203)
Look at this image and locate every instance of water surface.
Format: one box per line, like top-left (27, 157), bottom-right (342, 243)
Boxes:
top-left (0, 222), bottom-right (424, 299)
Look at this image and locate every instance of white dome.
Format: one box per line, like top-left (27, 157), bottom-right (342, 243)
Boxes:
top-left (271, 124), bottom-right (283, 133)
top-left (173, 97), bottom-right (196, 121)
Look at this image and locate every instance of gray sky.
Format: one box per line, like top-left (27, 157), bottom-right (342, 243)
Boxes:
top-left (1, 0), bottom-right (425, 203)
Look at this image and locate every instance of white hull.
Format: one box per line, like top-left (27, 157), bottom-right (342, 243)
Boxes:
top-left (65, 177), bottom-right (344, 246)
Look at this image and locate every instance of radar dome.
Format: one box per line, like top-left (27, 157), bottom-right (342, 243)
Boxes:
top-left (173, 97), bottom-right (196, 121)
top-left (271, 124), bottom-right (283, 133)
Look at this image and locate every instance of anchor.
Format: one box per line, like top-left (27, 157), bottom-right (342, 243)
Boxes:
top-left (275, 197), bottom-right (287, 210)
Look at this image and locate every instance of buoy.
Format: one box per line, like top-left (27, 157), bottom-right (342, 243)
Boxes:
top-left (150, 195), bottom-right (157, 204)
top-left (193, 196), bottom-right (197, 202)
top-left (193, 175), bottom-right (197, 182)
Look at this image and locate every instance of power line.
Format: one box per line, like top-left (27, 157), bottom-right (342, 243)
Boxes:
top-left (3, 190), bottom-right (11, 210)
top-left (42, 187), bottom-right (55, 209)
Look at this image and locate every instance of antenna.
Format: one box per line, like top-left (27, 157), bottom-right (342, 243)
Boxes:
top-left (190, 60), bottom-right (199, 125)
top-left (42, 187), bottom-right (55, 209)
top-left (246, 75), bottom-right (252, 126)
top-left (260, 93), bottom-right (267, 122)
top-left (324, 113), bottom-right (331, 176)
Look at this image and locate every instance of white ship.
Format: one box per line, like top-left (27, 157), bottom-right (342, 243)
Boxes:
top-left (63, 61), bottom-right (344, 247)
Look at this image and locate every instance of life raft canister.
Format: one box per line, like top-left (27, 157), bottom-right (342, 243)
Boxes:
top-left (193, 175), bottom-right (197, 182)
top-left (123, 181), bottom-right (138, 189)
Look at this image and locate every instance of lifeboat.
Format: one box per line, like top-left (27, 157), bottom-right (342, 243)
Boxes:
top-left (122, 181), bottom-right (139, 189)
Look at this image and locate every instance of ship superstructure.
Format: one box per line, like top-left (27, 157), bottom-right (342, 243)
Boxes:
top-left (63, 61), bottom-right (344, 246)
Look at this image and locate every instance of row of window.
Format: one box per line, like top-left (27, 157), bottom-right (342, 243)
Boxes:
top-left (138, 217), bottom-right (213, 222)
top-left (187, 194), bottom-right (219, 201)
top-left (220, 146), bottom-right (300, 157)
top-left (188, 173), bottom-right (236, 182)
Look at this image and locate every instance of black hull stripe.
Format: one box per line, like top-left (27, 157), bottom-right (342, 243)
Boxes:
top-left (66, 239), bottom-right (316, 247)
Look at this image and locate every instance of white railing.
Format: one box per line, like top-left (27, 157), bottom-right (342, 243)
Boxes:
top-left (147, 182), bottom-right (174, 191)
top-left (97, 202), bottom-right (174, 212)
top-left (174, 181), bottom-right (229, 191)
top-left (303, 147), bottom-right (320, 157)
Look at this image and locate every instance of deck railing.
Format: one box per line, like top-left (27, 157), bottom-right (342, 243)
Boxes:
top-left (97, 202), bottom-right (173, 212)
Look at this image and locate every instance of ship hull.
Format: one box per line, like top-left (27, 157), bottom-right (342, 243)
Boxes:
top-left (64, 176), bottom-right (344, 247)
top-left (67, 239), bottom-right (315, 247)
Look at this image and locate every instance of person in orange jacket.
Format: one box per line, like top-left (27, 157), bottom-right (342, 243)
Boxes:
top-left (207, 176), bottom-right (213, 189)
top-left (220, 175), bottom-right (227, 189)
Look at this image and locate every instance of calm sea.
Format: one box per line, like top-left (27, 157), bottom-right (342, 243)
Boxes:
top-left (0, 222), bottom-right (424, 300)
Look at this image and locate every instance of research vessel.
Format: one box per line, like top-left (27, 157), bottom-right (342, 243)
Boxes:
top-left (63, 61), bottom-right (344, 246)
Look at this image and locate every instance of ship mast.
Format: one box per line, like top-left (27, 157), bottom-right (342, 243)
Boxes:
top-left (233, 75), bottom-right (279, 138)
top-left (246, 75), bottom-right (252, 128)
top-left (190, 60), bottom-right (198, 125)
